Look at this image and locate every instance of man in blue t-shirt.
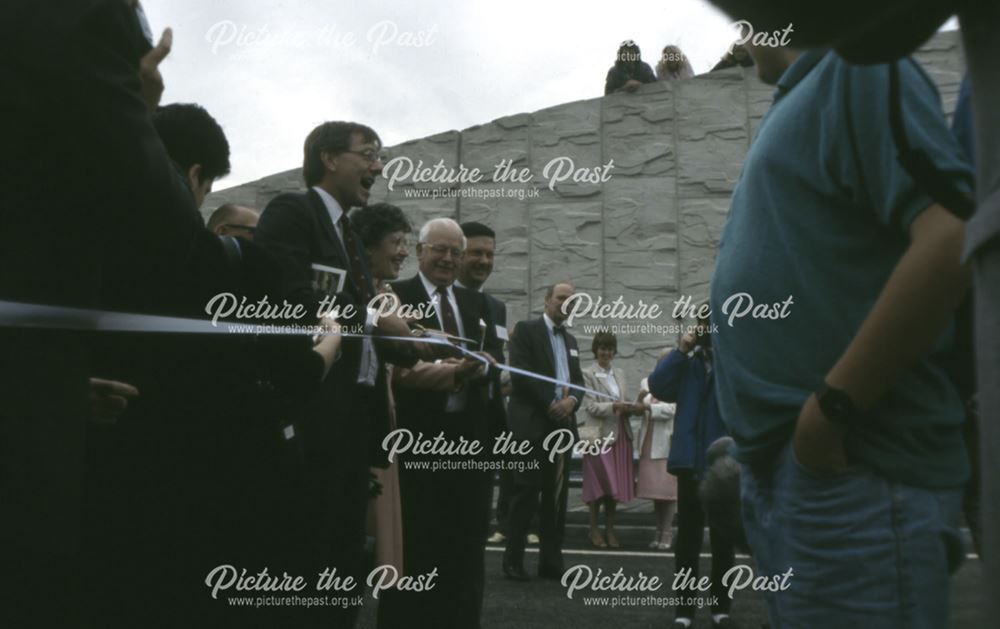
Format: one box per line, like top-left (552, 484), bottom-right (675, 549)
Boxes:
top-left (709, 42), bottom-right (974, 629)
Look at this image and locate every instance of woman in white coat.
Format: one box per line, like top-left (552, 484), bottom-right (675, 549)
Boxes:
top-left (635, 376), bottom-right (678, 549)
top-left (580, 332), bottom-right (644, 548)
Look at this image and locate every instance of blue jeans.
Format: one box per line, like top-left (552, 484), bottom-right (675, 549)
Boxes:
top-left (740, 441), bottom-right (964, 629)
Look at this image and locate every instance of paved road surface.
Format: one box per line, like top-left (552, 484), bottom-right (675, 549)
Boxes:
top-left (355, 484), bottom-right (985, 628)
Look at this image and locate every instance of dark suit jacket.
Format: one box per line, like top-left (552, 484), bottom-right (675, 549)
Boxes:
top-left (506, 317), bottom-right (585, 444)
top-left (485, 293), bottom-right (507, 332)
top-left (483, 291), bottom-right (508, 431)
top-left (256, 189), bottom-right (372, 325)
top-left (390, 275), bottom-right (504, 442)
top-left (256, 189), bottom-right (393, 483)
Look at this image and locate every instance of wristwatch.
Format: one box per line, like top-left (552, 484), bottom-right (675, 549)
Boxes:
top-left (815, 382), bottom-right (863, 427)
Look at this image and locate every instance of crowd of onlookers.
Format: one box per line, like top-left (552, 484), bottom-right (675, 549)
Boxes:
top-left (604, 38), bottom-right (752, 95)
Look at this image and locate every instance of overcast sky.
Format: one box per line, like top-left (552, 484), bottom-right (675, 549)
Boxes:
top-left (143, 0), bottom-right (749, 189)
top-left (143, 2), bottom-right (959, 190)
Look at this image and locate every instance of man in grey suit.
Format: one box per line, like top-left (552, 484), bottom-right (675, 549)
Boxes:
top-left (503, 282), bottom-right (584, 581)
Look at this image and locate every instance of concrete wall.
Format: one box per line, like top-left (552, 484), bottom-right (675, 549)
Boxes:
top-left (205, 31), bottom-right (965, 389)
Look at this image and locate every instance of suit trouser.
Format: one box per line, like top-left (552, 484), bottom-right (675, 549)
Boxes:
top-left (495, 468), bottom-right (514, 536)
top-left (496, 468), bottom-right (539, 537)
top-left (505, 450), bottom-right (569, 569)
top-left (296, 380), bottom-right (373, 629)
top-left (674, 470), bottom-right (733, 618)
top-left (377, 412), bottom-right (493, 629)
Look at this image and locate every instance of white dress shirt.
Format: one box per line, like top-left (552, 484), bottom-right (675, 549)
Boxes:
top-left (455, 279), bottom-right (502, 400)
top-left (312, 186), bottom-right (346, 240)
top-left (312, 186), bottom-right (377, 386)
top-left (419, 272), bottom-right (468, 412)
top-left (543, 313), bottom-right (571, 403)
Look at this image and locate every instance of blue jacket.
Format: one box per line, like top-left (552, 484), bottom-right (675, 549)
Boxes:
top-left (647, 347), bottom-right (727, 478)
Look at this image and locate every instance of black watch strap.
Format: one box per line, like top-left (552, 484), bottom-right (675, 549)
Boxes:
top-left (815, 383), bottom-right (863, 427)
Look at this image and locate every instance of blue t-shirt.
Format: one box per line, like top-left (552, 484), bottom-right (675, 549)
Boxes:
top-left (709, 49), bottom-right (974, 489)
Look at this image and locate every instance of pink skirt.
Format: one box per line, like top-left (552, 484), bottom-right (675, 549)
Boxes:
top-left (369, 462), bottom-right (404, 574)
top-left (581, 416), bottom-right (635, 504)
top-left (636, 418), bottom-right (677, 501)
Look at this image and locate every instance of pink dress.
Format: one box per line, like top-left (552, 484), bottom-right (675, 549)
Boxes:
top-left (636, 416), bottom-right (677, 500)
top-left (581, 414), bottom-right (636, 504)
top-left (368, 367), bottom-right (403, 573)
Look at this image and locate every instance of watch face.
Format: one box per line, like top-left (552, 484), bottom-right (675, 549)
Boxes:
top-left (820, 387), bottom-right (858, 425)
top-left (831, 395), bottom-right (849, 415)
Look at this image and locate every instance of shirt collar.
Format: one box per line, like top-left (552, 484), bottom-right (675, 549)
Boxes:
top-left (454, 279), bottom-right (483, 293)
top-left (775, 48), bottom-right (829, 96)
top-left (312, 186), bottom-right (345, 225)
top-left (542, 313), bottom-right (564, 334)
top-left (419, 271), bottom-right (452, 301)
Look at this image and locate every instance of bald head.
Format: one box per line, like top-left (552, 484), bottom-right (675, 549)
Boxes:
top-left (207, 204), bottom-right (259, 240)
top-left (416, 218), bottom-right (466, 288)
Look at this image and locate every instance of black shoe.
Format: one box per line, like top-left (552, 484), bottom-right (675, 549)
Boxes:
top-left (502, 557), bottom-right (529, 581)
top-left (537, 563), bottom-right (564, 579)
top-left (711, 616), bottom-right (740, 629)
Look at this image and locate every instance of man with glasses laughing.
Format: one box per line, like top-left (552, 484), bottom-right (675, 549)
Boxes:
top-left (255, 121), bottom-right (414, 628)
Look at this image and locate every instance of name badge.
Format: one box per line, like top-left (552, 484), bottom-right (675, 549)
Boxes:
top-left (595, 372), bottom-right (607, 378)
top-left (569, 349), bottom-right (579, 357)
top-left (496, 325), bottom-right (509, 341)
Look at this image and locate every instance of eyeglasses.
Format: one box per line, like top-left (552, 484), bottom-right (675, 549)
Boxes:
top-left (421, 243), bottom-right (464, 259)
top-left (342, 149), bottom-right (388, 165)
top-left (223, 224), bottom-right (257, 234)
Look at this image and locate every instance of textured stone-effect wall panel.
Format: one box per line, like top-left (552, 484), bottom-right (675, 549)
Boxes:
top-left (202, 31), bottom-right (963, 385)
top-left (376, 130), bottom-right (461, 201)
top-left (913, 34), bottom-right (964, 117)
top-left (602, 177), bottom-right (678, 301)
top-left (255, 168), bottom-right (305, 207)
top-left (461, 187), bottom-right (531, 321)
top-left (675, 70), bottom-right (748, 197)
top-left (678, 196), bottom-right (730, 306)
top-left (458, 118), bottom-right (533, 317)
top-left (603, 80), bottom-right (676, 179)
top-left (530, 100), bottom-right (603, 199)
top-left (528, 199), bottom-right (603, 322)
top-left (462, 118), bottom-right (532, 185)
